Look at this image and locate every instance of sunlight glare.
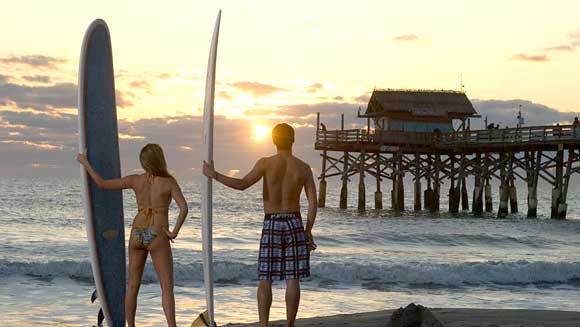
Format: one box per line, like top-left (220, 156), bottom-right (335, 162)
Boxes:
top-left (251, 125), bottom-right (270, 142)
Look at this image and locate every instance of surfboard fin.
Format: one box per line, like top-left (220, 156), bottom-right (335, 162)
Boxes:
top-left (97, 308), bottom-right (104, 326)
top-left (91, 289), bottom-right (98, 303)
top-left (190, 310), bottom-right (217, 327)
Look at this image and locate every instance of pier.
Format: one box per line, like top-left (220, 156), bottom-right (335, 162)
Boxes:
top-left (315, 89), bottom-right (580, 219)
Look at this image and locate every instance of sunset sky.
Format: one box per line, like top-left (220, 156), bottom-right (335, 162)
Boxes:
top-left (1, 0), bottom-right (579, 176)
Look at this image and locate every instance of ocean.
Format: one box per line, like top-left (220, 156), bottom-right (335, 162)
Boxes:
top-left (2, 176), bottom-right (580, 326)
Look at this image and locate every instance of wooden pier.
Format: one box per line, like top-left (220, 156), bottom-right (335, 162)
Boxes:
top-left (315, 90), bottom-right (580, 219)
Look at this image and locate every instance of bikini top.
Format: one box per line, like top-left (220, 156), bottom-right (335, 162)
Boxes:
top-left (133, 174), bottom-right (170, 229)
top-left (133, 205), bottom-right (170, 228)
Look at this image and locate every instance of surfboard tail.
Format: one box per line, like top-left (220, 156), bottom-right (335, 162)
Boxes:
top-left (190, 310), bottom-right (217, 327)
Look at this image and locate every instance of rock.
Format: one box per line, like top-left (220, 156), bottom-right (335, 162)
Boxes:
top-left (388, 303), bottom-right (446, 327)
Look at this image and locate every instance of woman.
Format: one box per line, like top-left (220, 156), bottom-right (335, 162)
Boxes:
top-left (77, 143), bottom-right (188, 327)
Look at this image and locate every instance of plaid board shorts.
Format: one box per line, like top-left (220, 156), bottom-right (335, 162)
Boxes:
top-left (258, 212), bottom-right (310, 280)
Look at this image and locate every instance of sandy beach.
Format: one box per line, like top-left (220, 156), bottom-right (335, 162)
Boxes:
top-left (225, 308), bottom-right (580, 327)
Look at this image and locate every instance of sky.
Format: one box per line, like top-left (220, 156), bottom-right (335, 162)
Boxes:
top-left (0, 0), bottom-right (579, 177)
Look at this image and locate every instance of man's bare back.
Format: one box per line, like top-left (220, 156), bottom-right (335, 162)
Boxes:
top-left (262, 153), bottom-right (311, 214)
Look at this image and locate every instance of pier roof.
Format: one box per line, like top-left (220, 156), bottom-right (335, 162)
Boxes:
top-left (364, 89), bottom-right (477, 119)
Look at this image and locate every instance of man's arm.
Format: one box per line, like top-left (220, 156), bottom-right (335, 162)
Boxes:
top-left (203, 159), bottom-right (266, 191)
top-left (303, 167), bottom-right (317, 251)
top-left (303, 167), bottom-right (317, 232)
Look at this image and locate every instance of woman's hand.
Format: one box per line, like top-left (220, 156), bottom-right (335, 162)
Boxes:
top-left (306, 230), bottom-right (317, 252)
top-left (164, 229), bottom-right (178, 242)
top-left (76, 153), bottom-right (89, 167)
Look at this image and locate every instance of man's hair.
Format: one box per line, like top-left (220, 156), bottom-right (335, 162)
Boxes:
top-left (272, 123), bottom-right (295, 150)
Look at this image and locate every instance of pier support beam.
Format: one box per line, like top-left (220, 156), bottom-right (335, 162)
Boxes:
top-left (433, 154), bottom-right (441, 212)
top-left (508, 153), bottom-right (518, 213)
top-left (424, 156), bottom-right (434, 211)
top-left (484, 153), bottom-right (493, 212)
top-left (472, 153), bottom-right (483, 216)
top-left (526, 151), bottom-right (540, 218)
top-left (461, 154), bottom-right (469, 211)
top-left (339, 152), bottom-right (348, 209)
top-left (318, 150), bottom-right (327, 208)
top-left (552, 145), bottom-right (567, 219)
top-left (414, 153), bottom-right (421, 211)
top-left (358, 151), bottom-right (366, 212)
top-left (498, 152), bottom-right (509, 218)
top-left (392, 152), bottom-right (405, 212)
top-left (558, 148), bottom-right (573, 219)
top-left (449, 155), bottom-right (460, 213)
top-left (375, 152), bottom-right (382, 209)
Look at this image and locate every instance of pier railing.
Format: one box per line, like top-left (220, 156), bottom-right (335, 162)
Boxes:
top-left (316, 124), bottom-right (580, 149)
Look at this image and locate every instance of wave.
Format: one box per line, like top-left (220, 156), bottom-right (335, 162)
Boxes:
top-left (2, 259), bottom-right (580, 287)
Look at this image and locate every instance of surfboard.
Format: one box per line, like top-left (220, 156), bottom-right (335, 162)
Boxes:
top-left (200, 10), bottom-right (221, 327)
top-left (78, 19), bottom-right (125, 327)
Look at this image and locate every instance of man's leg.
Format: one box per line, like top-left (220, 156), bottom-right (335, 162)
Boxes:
top-left (285, 279), bottom-right (300, 327)
top-left (258, 280), bottom-right (273, 327)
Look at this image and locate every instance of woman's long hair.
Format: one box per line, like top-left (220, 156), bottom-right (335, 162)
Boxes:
top-left (139, 144), bottom-right (172, 178)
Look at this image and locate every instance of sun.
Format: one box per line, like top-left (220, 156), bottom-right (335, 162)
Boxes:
top-left (251, 125), bottom-right (270, 142)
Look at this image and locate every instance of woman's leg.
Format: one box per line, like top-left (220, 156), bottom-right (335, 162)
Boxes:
top-left (126, 240), bottom-right (148, 327)
top-left (149, 233), bottom-right (176, 327)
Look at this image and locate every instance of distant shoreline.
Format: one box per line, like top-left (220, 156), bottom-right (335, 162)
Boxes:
top-left (225, 308), bottom-right (580, 326)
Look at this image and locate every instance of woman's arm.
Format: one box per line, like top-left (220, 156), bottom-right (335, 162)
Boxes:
top-left (165, 179), bottom-right (189, 239)
top-left (77, 153), bottom-right (134, 190)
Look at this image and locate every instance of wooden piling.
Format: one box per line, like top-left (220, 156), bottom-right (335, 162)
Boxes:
top-left (526, 151), bottom-right (540, 218)
top-left (449, 155), bottom-right (460, 213)
top-left (461, 154), bottom-right (469, 211)
top-left (375, 152), bottom-right (382, 209)
top-left (358, 151), bottom-right (366, 212)
top-left (498, 152), bottom-right (509, 218)
top-left (339, 151), bottom-right (348, 209)
top-left (318, 149), bottom-right (327, 208)
top-left (472, 152), bottom-right (483, 216)
top-left (484, 153), bottom-right (493, 212)
top-left (414, 153), bottom-right (422, 211)
top-left (552, 145), bottom-right (564, 219)
top-left (508, 153), bottom-right (518, 213)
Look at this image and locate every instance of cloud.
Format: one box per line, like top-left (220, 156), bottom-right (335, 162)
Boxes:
top-left (393, 34), bottom-right (420, 42)
top-left (230, 81), bottom-right (288, 96)
top-left (115, 90), bottom-right (133, 108)
top-left (1, 140), bottom-right (62, 150)
top-left (218, 90), bottom-right (233, 101)
top-left (471, 99), bottom-right (579, 129)
top-left (542, 45), bottom-right (575, 52)
top-left (333, 96), bottom-right (344, 101)
top-left (0, 55), bottom-right (66, 69)
top-left (22, 75), bottom-right (51, 83)
top-left (510, 53), bottom-right (549, 62)
top-left (129, 80), bottom-right (151, 91)
top-left (570, 30), bottom-right (580, 39)
top-left (307, 83), bottom-right (324, 93)
top-left (0, 78), bottom-right (77, 110)
top-left (354, 93), bottom-right (370, 103)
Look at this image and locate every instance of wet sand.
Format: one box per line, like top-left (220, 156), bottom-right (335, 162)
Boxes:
top-left (225, 308), bottom-right (580, 327)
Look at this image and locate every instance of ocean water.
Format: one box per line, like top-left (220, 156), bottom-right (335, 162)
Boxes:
top-left (2, 176), bottom-right (580, 326)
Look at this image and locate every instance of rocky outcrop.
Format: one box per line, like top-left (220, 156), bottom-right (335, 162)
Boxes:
top-left (388, 303), bottom-right (446, 327)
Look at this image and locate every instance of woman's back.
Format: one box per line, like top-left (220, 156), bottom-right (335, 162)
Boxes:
top-left (132, 174), bottom-right (174, 229)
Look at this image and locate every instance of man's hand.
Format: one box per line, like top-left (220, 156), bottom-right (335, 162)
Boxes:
top-left (203, 161), bottom-right (217, 179)
top-left (306, 230), bottom-right (317, 252)
top-left (76, 153), bottom-right (89, 167)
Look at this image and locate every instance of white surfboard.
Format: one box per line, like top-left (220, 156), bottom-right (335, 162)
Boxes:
top-left (201, 10), bottom-right (221, 327)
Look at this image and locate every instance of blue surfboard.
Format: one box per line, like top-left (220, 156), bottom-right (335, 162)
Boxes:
top-left (78, 19), bottom-right (125, 327)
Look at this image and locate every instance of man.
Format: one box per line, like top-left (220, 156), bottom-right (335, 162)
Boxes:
top-left (203, 123), bottom-right (317, 327)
